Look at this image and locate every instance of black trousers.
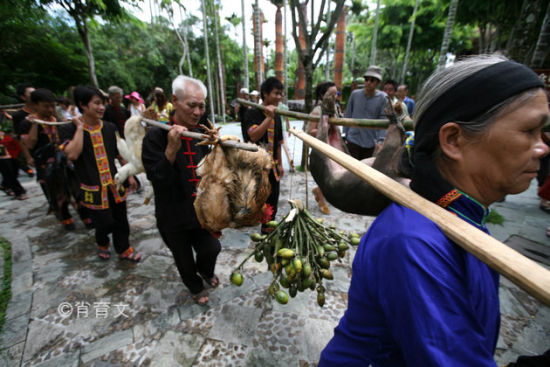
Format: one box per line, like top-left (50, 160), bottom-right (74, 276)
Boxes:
top-left (159, 228), bottom-right (221, 295)
top-left (346, 140), bottom-right (374, 160)
top-left (88, 191), bottom-right (130, 253)
top-left (0, 158), bottom-right (25, 196)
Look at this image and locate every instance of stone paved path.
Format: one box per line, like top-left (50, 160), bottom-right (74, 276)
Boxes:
top-left (0, 122), bottom-right (549, 366)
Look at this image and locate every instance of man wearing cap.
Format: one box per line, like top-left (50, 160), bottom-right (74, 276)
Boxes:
top-left (343, 65), bottom-right (388, 160)
top-left (250, 90), bottom-right (261, 104)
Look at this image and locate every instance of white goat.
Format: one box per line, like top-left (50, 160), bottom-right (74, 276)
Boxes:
top-left (115, 115), bottom-right (154, 204)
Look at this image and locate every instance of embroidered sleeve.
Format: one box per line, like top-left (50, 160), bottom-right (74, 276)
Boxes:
top-left (247, 124), bottom-right (259, 135)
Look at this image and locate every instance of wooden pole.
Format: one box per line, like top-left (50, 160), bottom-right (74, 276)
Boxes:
top-left (236, 98), bottom-right (415, 130)
top-left (289, 127), bottom-right (550, 307)
top-left (238, 99), bottom-right (550, 131)
top-left (140, 118), bottom-right (259, 152)
top-left (28, 117), bottom-right (259, 152)
top-left (0, 103), bottom-right (24, 110)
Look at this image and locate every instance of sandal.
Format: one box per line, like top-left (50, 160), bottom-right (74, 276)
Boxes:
top-left (119, 246), bottom-right (141, 262)
top-left (97, 246), bottom-right (111, 260)
top-left (192, 289), bottom-right (209, 305)
top-left (200, 273), bottom-right (220, 288)
top-left (15, 193), bottom-right (28, 200)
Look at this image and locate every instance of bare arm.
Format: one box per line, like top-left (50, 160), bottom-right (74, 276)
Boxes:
top-left (248, 105), bottom-right (277, 142)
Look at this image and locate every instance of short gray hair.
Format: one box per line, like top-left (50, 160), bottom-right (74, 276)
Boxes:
top-left (107, 85), bottom-right (123, 96)
top-left (172, 75), bottom-right (207, 99)
top-left (415, 54), bottom-right (539, 136)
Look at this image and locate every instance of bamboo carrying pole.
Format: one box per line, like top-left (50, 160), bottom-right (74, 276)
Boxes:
top-left (289, 127), bottom-right (550, 308)
top-left (238, 99), bottom-right (550, 132)
top-left (140, 118), bottom-right (258, 152)
top-left (0, 103), bottom-right (24, 110)
top-left (236, 98), bottom-right (415, 130)
top-left (27, 117), bottom-right (259, 152)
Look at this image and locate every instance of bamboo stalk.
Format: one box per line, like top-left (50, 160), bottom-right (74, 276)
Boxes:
top-left (236, 98), bottom-right (415, 130)
top-left (26, 117), bottom-right (72, 126)
top-left (289, 127), bottom-right (550, 307)
top-left (141, 117), bottom-right (258, 152)
top-left (28, 117), bottom-right (258, 152)
top-left (0, 103), bottom-right (24, 110)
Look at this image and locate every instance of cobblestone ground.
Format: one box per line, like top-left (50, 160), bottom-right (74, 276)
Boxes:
top-left (0, 122), bottom-right (549, 366)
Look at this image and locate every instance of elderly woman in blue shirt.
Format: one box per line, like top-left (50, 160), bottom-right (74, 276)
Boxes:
top-left (319, 55), bottom-right (549, 366)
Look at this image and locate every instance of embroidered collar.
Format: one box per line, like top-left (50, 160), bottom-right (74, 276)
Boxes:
top-left (84, 120), bottom-right (102, 132)
top-left (436, 188), bottom-right (489, 229)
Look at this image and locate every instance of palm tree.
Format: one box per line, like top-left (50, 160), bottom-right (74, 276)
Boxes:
top-left (283, 0), bottom-right (288, 99)
top-left (272, 0), bottom-right (285, 82)
top-left (531, 1), bottom-right (550, 68)
top-left (212, 0), bottom-right (226, 123)
top-left (241, 0), bottom-right (249, 90)
top-left (325, 0), bottom-right (332, 81)
top-left (438, 0), bottom-right (459, 68)
top-left (370, 0), bottom-right (381, 65)
top-left (400, 0), bottom-right (420, 83)
top-left (334, 6), bottom-right (347, 90)
top-left (201, 0), bottom-right (215, 120)
top-left (252, 0), bottom-right (264, 90)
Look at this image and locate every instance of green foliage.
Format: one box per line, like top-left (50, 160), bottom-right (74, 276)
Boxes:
top-left (345, 0), bottom-right (476, 95)
top-left (486, 209), bottom-right (504, 225)
top-left (0, 3), bottom-right (88, 102)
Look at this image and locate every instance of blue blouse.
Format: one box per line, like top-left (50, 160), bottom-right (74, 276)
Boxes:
top-left (319, 190), bottom-right (500, 366)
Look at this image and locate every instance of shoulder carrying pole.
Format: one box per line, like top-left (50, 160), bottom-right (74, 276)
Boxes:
top-left (289, 127), bottom-right (550, 308)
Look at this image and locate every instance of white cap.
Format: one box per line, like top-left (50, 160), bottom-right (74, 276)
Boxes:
top-left (240, 88), bottom-right (249, 94)
top-left (250, 90), bottom-right (260, 96)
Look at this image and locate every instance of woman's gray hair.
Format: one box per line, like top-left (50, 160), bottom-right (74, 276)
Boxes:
top-left (415, 54), bottom-right (539, 136)
top-left (107, 85), bottom-right (123, 96)
top-left (172, 75), bottom-right (207, 99)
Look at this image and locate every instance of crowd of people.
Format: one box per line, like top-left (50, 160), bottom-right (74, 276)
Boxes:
top-left (1, 54), bottom-right (549, 365)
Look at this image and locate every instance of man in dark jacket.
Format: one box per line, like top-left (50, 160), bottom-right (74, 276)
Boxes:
top-left (142, 75), bottom-right (221, 306)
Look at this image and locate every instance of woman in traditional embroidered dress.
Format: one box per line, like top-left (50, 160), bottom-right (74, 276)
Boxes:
top-left (61, 86), bottom-right (141, 262)
top-left (319, 55), bottom-right (550, 366)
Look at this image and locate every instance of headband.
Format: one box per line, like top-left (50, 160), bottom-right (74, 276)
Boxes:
top-left (411, 60), bottom-right (544, 203)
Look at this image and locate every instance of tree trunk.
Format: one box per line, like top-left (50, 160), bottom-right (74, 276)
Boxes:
top-left (283, 0), bottom-right (288, 99)
top-left (275, 6), bottom-right (284, 82)
top-left (241, 0), bottom-right (249, 90)
top-left (507, 0), bottom-right (544, 64)
top-left (178, 5), bottom-right (193, 77)
top-left (170, 5), bottom-right (187, 75)
top-left (531, 1), bottom-right (550, 68)
top-left (213, 0), bottom-right (226, 123)
top-left (253, 1), bottom-right (264, 90)
top-left (370, 0), bottom-right (381, 65)
top-left (80, 18), bottom-right (99, 88)
top-left (334, 7), bottom-right (346, 90)
top-left (438, 0), bottom-right (459, 68)
top-left (400, 0), bottom-right (419, 84)
top-left (201, 0), bottom-right (215, 121)
top-left (324, 0), bottom-right (331, 81)
top-left (350, 34), bottom-right (356, 81)
top-left (294, 2), bottom-right (307, 100)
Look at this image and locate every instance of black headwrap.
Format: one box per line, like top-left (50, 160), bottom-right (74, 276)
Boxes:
top-left (411, 60), bottom-right (545, 203)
